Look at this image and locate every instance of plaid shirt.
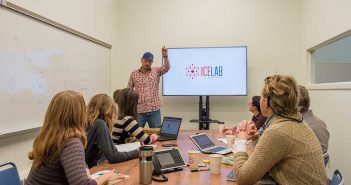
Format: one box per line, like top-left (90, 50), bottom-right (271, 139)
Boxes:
top-left (128, 66), bottom-right (168, 113)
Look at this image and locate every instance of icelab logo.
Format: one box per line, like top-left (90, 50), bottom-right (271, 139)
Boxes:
top-left (186, 64), bottom-right (200, 79)
top-left (186, 64), bottom-right (223, 79)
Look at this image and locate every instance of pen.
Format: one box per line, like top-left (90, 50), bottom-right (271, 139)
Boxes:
top-left (190, 167), bottom-right (210, 172)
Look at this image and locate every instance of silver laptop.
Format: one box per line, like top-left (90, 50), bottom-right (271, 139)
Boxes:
top-left (189, 133), bottom-right (232, 155)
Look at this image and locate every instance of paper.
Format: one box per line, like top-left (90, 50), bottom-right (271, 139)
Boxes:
top-left (91, 170), bottom-right (113, 179)
top-left (115, 142), bottom-right (140, 152)
top-left (91, 170), bottom-right (129, 184)
top-left (217, 138), bottom-right (227, 144)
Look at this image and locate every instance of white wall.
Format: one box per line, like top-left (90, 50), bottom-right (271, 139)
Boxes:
top-left (8, 0), bottom-right (349, 181)
top-left (301, 0), bottom-right (351, 182)
top-left (0, 0), bottom-right (119, 178)
top-left (114, 0), bottom-right (303, 130)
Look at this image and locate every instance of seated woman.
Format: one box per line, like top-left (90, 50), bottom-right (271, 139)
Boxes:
top-left (26, 90), bottom-right (119, 185)
top-left (85, 94), bottom-right (139, 168)
top-left (232, 75), bottom-right (328, 185)
top-left (112, 88), bottom-right (158, 145)
top-left (223, 96), bottom-right (267, 135)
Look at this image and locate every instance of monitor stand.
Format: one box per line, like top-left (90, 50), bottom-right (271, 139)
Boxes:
top-left (190, 96), bottom-right (222, 130)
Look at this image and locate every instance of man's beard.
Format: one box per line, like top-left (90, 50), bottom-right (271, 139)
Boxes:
top-left (141, 65), bottom-right (151, 71)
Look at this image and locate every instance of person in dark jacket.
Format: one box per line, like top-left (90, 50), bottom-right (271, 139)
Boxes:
top-left (85, 94), bottom-right (139, 168)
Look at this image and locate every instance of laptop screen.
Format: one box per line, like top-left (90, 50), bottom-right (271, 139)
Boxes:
top-left (160, 117), bottom-right (182, 135)
top-left (191, 134), bottom-right (215, 149)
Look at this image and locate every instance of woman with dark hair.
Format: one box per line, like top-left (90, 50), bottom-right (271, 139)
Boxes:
top-left (85, 94), bottom-right (139, 168)
top-left (223, 96), bottom-right (267, 135)
top-left (112, 88), bottom-right (158, 145)
top-left (232, 75), bottom-right (328, 185)
top-left (248, 96), bottom-right (267, 130)
top-left (26, 90), bottom-right (120, 185)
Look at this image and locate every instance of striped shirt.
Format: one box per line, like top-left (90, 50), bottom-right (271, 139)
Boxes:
top-left (25, 138), bottom-right (97, 185)
top-left (112, 116), bottom-right (151, 145)
top-left (127, 66), bottom-right (168, 113)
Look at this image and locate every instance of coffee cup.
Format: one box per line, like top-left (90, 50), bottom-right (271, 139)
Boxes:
top-left (218, 122), bottom-right (224, 132)
top-left (209, 154), bottom-right (222, 174)
top-left (188, 150), bottom-right (201, 170)
top-left (226, 135), bottom-right (236, 149)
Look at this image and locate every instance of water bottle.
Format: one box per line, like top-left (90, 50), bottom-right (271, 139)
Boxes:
top-left (139, 145), bottom-right (153, 184)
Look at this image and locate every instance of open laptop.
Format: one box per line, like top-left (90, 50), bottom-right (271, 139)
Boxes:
top-left (157, 117), bottom-right (182, 141)
top-left (189, 133), bottom-right (232, 155)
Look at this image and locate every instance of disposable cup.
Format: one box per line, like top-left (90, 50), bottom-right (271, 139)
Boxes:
top-left (218, 124), bottom-right (224, 132)
top-left (226, 135), bottom-right (236, 149)
top-left (209, 154), bottom-right (222, 174)
top-left (188, 150), bottom-right (201, 170)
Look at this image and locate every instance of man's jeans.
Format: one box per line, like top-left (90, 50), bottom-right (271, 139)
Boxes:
top-left (137, 110), bottom-right (161, 128)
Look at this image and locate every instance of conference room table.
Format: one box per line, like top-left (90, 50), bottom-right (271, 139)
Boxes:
top-left (90, 130), bottom-right (254, 185)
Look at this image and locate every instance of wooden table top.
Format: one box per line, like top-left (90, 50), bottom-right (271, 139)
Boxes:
top-left (90, 130), bottom-right (238, 185)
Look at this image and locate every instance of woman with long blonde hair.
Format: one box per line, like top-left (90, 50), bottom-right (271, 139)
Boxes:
top-left (26, 90), bottom-right (119, 185)
top-left (85, 94), bottom-right (139, 168)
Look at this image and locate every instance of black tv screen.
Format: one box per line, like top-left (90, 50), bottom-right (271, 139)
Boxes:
top-left (162, 47), bottom-right (247, 96)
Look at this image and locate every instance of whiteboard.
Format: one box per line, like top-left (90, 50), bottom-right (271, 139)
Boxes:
top-left (0, 2), bottom-right (111, 135)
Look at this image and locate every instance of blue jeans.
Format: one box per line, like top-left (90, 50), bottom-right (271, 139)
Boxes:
top-left (137, 110), bottom-right (161, 128)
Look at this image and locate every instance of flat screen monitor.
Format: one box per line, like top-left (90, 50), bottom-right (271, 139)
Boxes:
top-left (162, 46), bottom-right (247, 96)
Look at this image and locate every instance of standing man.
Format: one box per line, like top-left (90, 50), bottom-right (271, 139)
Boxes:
top-left (127, 47), bottom-right (170, 128)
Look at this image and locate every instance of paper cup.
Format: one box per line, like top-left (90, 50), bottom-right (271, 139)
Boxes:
top-left (218, 124), bottom-right (224, 132)
top-left (209, 154), bottom-right (222, 174)
top-left (226, 135), bottom-right (236, 149)
top-left (188, 150), bottom-right (201, 169)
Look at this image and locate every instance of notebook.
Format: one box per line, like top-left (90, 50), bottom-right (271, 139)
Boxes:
top-left (226, 170), bottom-right (236, 181)
top-left (189, 133), bottom-right (232, 155)
top-left (157, 117), bottom-right (182, 141)
top-left (226, 170), bottom-right (277, 184)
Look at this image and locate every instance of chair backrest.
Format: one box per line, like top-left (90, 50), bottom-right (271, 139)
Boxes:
top-left (0, 162), bottom-right (22, 185)
top-left (323, 153), bottom-right (330, 167)
top-left (330, 169), bottom-right (343, 185)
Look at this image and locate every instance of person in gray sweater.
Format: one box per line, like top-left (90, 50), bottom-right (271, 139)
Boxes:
top-left (298, 85), bottom-right (329, 154)
top-left (85, 94), bottom-right (139, 168)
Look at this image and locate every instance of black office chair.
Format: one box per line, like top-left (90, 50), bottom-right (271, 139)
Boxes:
top-left (0, 162), bottom-right (22, 185)
top-left (330, 169), bottom-right (343, 185)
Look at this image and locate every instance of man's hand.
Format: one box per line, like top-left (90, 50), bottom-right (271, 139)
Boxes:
top-left (162, 46), bottom-right (168, 57)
